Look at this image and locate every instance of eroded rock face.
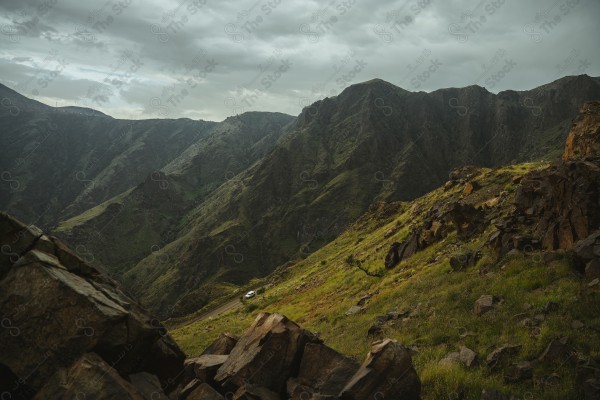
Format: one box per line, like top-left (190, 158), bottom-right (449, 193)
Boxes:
top-left (189, 314), bottom-right (420, 400)
top-left (490, 101), bottom-right (600, 257)
top-left (33, 353), bottom-right (144, 400)
top-left (339, 339), bottom-right (421, 400)
top-left (201, 332), bottom-right (239, 356)
top-left (563, 100), bottom-right (600, 160)
top-left (287, 343), bottom-right (359, 398)
top-left (0, 213), bottom-right (185, 398)
top-left (214, 313), bottom-right (321, 396)
top-left (383, 200), bottom-right (486, 269)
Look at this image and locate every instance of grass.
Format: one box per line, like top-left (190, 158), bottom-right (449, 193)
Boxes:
top-left (169, 163), bottom-right (599, 399)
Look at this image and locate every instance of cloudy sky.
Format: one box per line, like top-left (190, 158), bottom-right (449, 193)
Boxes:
top-left (1, 0), bottom-right (598, 121)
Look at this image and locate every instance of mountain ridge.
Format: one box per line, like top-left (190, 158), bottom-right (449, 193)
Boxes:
top-left (55, 75), bottom-right (600, 316)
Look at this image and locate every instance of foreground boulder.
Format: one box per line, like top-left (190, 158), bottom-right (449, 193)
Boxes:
top-left (33, 353), bottom-right (144, 400)
top-left (0, 212), bottom-right (185, 398)
top-left (214, 312), bottom-right (321, 396)
top-left (189, 313), bottom-right (420, 400)
top-left (287, 343), bottom-right (359, 398)
top-left (339, 339), bottom-right (421, 400)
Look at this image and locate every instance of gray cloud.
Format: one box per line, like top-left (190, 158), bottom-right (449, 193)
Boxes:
top-left (0, 0), bottom-right (598, 121)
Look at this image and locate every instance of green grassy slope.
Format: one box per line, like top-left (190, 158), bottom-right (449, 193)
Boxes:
top-left (170, 162), bottom-right (599, 399)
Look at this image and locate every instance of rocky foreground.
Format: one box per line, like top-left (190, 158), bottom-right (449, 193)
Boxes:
top-left (0, 211), bottom-right (420, 399)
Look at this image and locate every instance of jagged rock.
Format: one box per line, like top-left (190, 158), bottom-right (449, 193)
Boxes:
top-left (129, 372), bottom-right (164, 399)
top-left (201, 332), bottom-right (239, 356)
top-left (214, 313), bottom-right (320, 396)
top-left (474, 295), bottom-right (497, 315)
top-left (444, 202), bottom-right (485, 238)
top-left (357, 294), bottom-right (372, 306)
top-left (463, 180), bottom-right (480, 196)
top-left (486, 344), bottom-right (522, 368)
top-left (180, 379), bottom-right (203, 398)
top-left (384, 232), bottom-right (421, 269)
top-left (586, 259), bottom-right (600, 280)
top-left (345, 305), bottom-right (363, 316)
top-left (0, 213), bottom-right (186, 397)
top-left (439, 346), bottom-right (477, 368)
top-left (187, 382), bottom-right (225, 400)
top-left (0, 212), bottom-right (42, 276)
top-left (33, 353), bottom-right (145, 400)
top-left (459, 346), bottom-right (477, 368)
top-left (573, 230), bottom-right (600, 275)
top-left (449, 166), bottom-right (480, 182)
top-left (367, 316), bottom-right (387, 337)
top-left (504, 361), bottom-right (533, 382)
top-left (384, 242), bottom-right (402, 269)
top-left (185, 354), bottom-right (228, 384)
top-left (386, 310), bottom-right (409, 320)
top-left (430, 220), bottom-right (448, 239)
top-left (488, 102), bottom-right (600, 259)
top-left (589, 278), bottom-right (600, 287)
top-left (233, 384), bottom-right (280, 400)
top-left (539, 337), bottom-right (573, 364)
top-left (484, 196), bottom-right (501, 208)
top-left (563, 100), bottom-right (600, 160)
top-left (287, 343), bottom-right (359, 398)
top-left (339, 339), bottom-right (420, 400)
top-left (450, 251), bottom-right (481, 271)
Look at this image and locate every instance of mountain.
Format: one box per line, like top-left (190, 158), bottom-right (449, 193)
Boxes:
top-left (0, 82), bottom-right (219, 227)
top-left (170, 100), bottom-right (600, 399)
top-left (54, 76), bottom-right (600, 316)
top-left (54, 111), bottom-right (295, 280)
top-left (1, 84), bottom-right (599, 400)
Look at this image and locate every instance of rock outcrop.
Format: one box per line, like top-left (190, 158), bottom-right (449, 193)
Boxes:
top-left (490, 101), bottom-right (600, 257)
top-left (0, 212), bottom-right (186, 399)
top-left (563, 100), bottom-right (600, 160)
top-left (0, 213), bottom-right (421, 399)
top-left (180, 313), bottom-right (421, 399)
top-left (214, 312), bottom-right (321, 395)
top-left (339, 339), bottom-right (421, 400)
top-left (384, 201), bottom-right (484, 269)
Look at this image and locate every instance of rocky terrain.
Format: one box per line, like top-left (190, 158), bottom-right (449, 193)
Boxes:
top-left (0, 211), bottom-right (421, 399)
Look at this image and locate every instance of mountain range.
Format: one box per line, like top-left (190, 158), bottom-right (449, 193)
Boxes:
top-left (2, 74), bottom-right (600, 317)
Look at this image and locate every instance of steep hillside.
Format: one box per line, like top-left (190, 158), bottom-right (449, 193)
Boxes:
top-left (54, 112), bottom-right (294, 280)
top-left (170, 101), bottom-right (600, 400)
top-left (119, 75), bottom-right (600, 315)
top-left (0, 82), bottom-right (217, 227)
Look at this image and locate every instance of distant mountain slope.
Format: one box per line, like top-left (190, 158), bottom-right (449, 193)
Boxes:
top-left (0, 83), bottom-right (218, 227)
top-left (103, 75), bottom-right (600, 315)
top-left (54, 112), bottom-right (295, 279)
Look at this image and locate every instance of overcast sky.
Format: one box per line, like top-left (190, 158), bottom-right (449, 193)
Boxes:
top-left (1, 0), bottom-right (598, 121)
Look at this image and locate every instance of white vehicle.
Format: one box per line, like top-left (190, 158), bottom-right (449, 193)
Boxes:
top-left (244, 290), bottom-right (256, 299)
